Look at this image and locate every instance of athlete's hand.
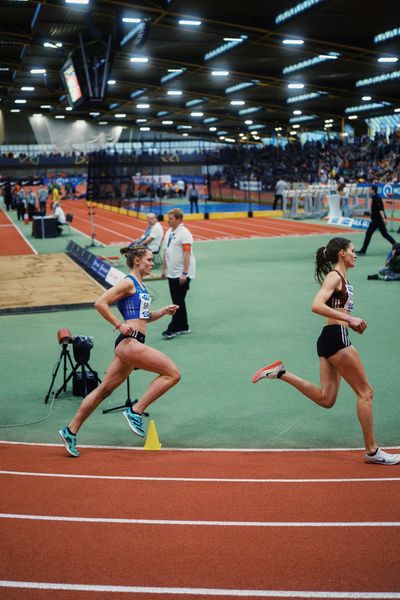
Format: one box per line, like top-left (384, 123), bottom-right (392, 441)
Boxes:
top-left (117, 322), bottom-right (133, 335)
top-left (348, 316), bottom-right (367, 334)
top-left (163, 304), bottom-right (179, 315)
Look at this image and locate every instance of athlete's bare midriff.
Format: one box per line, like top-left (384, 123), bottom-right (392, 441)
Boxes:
top-left (326, 307), bottom-right (349, 327)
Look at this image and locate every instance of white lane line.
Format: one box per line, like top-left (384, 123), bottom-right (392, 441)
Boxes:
top-left (0, 581), bottom-right (399, 598)
top-left (1, 513), bottom-right (399, 527)
top-left (0, 210), bottom-right (37, 254)
top-left (1, 470), bottom-right (399, 483)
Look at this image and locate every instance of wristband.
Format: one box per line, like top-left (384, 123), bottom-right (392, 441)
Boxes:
top-left (182, 272), bottom-right (188, 276)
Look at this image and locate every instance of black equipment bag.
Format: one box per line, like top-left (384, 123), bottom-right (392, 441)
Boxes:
top-left (72, 370), bottom-right (98, 397)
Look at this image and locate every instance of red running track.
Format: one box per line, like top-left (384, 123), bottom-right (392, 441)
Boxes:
top-left (1, 442), bottom-right (400, 599)
top-left (0, 208), bottom-right (35, 256)
top-left (61, 200), bottom-right (357, 245)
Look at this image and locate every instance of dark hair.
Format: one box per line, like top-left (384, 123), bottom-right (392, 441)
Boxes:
top-left (371, 185), bottom-right (378, 193)
top-left (120, 245), bottom-right (152, 268)
top-left (315, 237), bottom-right (352, 284)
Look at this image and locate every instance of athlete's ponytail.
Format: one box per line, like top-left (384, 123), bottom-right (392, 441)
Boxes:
top-left (314, 237), bottom-right (351, 284)
top-left (120, 245), bottom-right (151, 268)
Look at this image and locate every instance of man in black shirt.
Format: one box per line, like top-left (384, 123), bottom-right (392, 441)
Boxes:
top-left (357, 185), bottom-right (396, 255)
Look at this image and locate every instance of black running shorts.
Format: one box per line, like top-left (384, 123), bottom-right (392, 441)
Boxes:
top-left (115, 330), bottom-right (146, 348)
top-left (316, 325), bottom-right (351, 358)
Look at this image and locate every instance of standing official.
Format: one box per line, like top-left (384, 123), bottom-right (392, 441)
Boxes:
top-left (161, 208), bottom-right (196, 339)
top-left (357, 185), bottom-right (396, 255)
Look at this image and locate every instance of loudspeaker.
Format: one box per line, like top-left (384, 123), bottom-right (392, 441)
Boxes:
top-left (73, 370), bottom-right (98, 397)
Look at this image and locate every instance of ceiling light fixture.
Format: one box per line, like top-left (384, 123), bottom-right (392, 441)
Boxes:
top-left (211, 70), bottom-right (229, 77)
top-left (190, 111), bottom-right (204, 117)
top-left (167, 90), bottom-right (182, 96)
top-left (130, 57), bottom-right (149, 63)
top-left (122, 17), bottom-right (142, 23)
top-left (276, 0), bottom-right (327, 25)
top-left (282, 39), bottom-right (304, 45)
top-left (178, 19), bottom-right (201, 26)
top-left (21, 86), bottom-right (34, 91)
top-left (377, 57), bottom-right (398, 63)
top-left (230, 100), bottom-right (245, 105)
top-left (30, 68), bottom-right (46, 74)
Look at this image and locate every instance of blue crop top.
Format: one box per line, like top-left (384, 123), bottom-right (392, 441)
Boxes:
top-left (117, 275), bottom-right (152, 320)
top-left (326, 269), bottom-right (354, 312)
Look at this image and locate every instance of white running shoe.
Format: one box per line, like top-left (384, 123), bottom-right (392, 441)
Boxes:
top-left (365, 448), bottom-right (400, 465)
top-left (252, 360), bottom-right (285, 383)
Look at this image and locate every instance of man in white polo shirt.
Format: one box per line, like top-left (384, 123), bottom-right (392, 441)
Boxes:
top-left (161, 208), bottom-right (196, 339)
top-left (130, 212), bottom-right (163, 253)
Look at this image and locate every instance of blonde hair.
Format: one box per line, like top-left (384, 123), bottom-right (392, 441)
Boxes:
top-left (168, 208), bottom-right (184, 221)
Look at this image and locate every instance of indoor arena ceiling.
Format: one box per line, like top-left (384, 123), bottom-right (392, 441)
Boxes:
top-left (1, 0), bottom-right (400, 142)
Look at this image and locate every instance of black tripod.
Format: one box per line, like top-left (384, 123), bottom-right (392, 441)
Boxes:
top-left (102, 375), bottom-right (149, 416)
top-left (44, 343), bottom-right (101, 403)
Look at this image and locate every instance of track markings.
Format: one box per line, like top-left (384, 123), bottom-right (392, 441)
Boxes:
top-left (0, 580), bottom-right (399, 598)
top-left (1, 513), bottom-right (400, 527)
top-left (1, 470), bottom-right (400, 483)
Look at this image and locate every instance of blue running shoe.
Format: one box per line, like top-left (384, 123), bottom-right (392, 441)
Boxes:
top-left (59, 427), bottom-right (80, 457)
top-left (123, 408), bottom-right (145, 437)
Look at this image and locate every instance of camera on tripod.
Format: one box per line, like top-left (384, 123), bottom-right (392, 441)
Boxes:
top-left (44, 329), bottom-right (101, 403)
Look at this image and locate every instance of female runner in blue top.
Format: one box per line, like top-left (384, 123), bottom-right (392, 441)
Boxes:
top-left (59, 245), bottom-right (180, 457)
top-left (252, 237), bottom-right (400, 465)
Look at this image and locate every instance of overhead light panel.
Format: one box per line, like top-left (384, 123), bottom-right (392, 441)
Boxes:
top-left (15, 99), bottom-right (27, 104)
top-left (179, 19), bottom-right (201, 26)
top-left (10, 109), bottom-right (20, 113)
top-left (374, 28), bottom-right (400, 44)
top-left (345, 102), bottom-right (390, 113)
top-left (122, 17), bottom-right (142, 23)
top-left (377, 57), bottom-right (398, 63)
top-left (348, 115), bottom-right (358, 120)
top-left (43, 42), bottom-right (62, 49)
top-left (204, 35), bottom-right (247, 61)
top-left (356, 70), bottom-right (400, 87)
top-left (283, 53), bottom-right (339, 74)
top-left (140, 126), bottom-right (150, 131)
top-left (40, 105), bottom-right (52, 109)
top-left (160, 68), bottom-right (186, 84)
top-left (362, 96), bottom-right (372, 101)
top-left (185, 98), bottom-right (204, 107)
top-left (30, 68), bottom-right (46, 74)
top-left (162, 120), bottom-right (173, 125)
top-left (114, 113), bottom-right (126, 118)
top-left (209, 127), bottom-right (217, 131)
top-left (167, 90), bottom-right (182, 96)
top-left (276, 0), bottom-right (327, 24)
top-left (98, 121), bottom-right (108, 125)
top-left (190, 111), bottom-right (204, 117)
top-left (225, 80), bottom-right (258, 94)
top-left (238, 106), bottom-right (261, 115)
top-left (287, 91), bottom-right (326, 104)
top-left (108, 79), bottom-right (116, 85)
top-left (282, 39), bottom-right (304, 45)
top-left (65, 0), bottom-right (89, 4)
top-left (289, 114), bottom-right (317, 123)
top-left (55, 115), bottom-right (65, 119)
top-left (178, 125), bottom-right (192, 129)
top-left (157, 111), bottom-right (169, 117)
top-left (130, 88), bottom-right (147, 99)
top-left (288, 83), bottom-right (304, 89)
top-left (203, 117), bottom-right (218, 123)
top-left (211, 70), bottom-right (229, 77)
top-left (244, 120), bottom-right (253, 125)
top-left (230, 100), bottom-right (245, 105)
top-left (136, 118), bottom-right (147, 123)
top-left (21, 86), bottom-right (34, 91)
top-left (130, 56), bottom-right (149, 63)
top-left (137, 103), bottom-right (150, 109)
top-left (293, 109), bottom-right (302, 115)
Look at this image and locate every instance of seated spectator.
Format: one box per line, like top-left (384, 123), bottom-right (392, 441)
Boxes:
top-left (129, 212), bottom-right (163, 253)
top-left (52, 201), bottom-right (66, 235)
top-left (368, 243), bottom-right (400, 281)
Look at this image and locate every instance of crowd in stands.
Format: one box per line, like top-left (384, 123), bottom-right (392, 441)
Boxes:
top-left (1, 133), bottom-right (400, 189)
top-left (219, 132), bottom-right (400, 190)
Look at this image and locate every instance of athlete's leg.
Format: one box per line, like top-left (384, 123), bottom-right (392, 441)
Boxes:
top-left (116, 341), bottom-right (181, 413)
top-left (327, 345), bottom-right (376, 453)
top-left (69, 356), bottom-right (133, 434)
top-left (280, 356), bottom-right (341, 408)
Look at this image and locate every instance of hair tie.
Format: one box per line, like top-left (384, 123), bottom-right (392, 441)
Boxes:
top-left (323, 246), bottom-right (327, 257)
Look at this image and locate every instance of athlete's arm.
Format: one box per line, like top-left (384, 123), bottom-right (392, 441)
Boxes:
top-left (311, 272), bottom-right (367, 333)
top-left (94, 278), bottom-right (135, 331)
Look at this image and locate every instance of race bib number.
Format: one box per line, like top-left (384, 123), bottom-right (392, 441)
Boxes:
top-left (139, 292), bottom-right (151, 319)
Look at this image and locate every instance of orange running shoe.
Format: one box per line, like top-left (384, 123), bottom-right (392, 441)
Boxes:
top-left (252, 360), bottom-right (285, 383)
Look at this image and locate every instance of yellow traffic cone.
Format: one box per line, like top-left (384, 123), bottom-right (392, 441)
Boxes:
top-left (144, 420), bottom-right (161, 450)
